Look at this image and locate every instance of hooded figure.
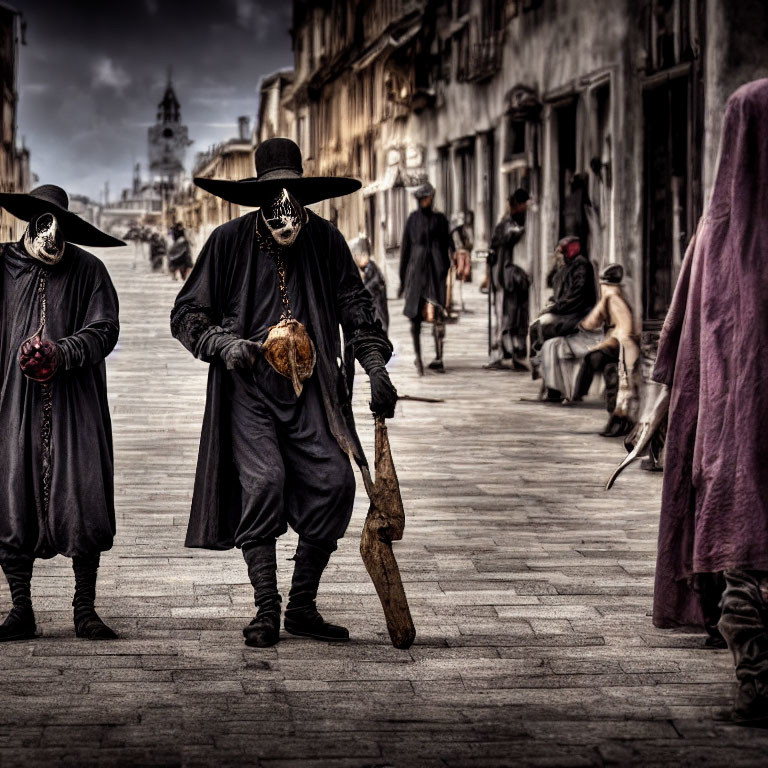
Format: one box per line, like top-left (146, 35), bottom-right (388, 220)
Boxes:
top-left (170, 138), bottom-right (397, 649)
top-left (0, 184), bottom-right (123, 642)
top-left (398, 182), bottom-right (454, 375)
top-left (650, 80), bottom-right (768, 725)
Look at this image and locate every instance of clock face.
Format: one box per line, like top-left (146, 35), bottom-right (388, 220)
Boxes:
top-left (163, 127), bottom-right (174, 139)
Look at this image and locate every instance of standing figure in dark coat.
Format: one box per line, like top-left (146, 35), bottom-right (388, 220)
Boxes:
top-left (0, 185), bottom-right (124, 642)
top-left (148, 230), bottom-right (166, 272)
top-left (648, 81), bottom-right (768, 725)
top-left (170, 139), bottom-right (397, 649)
top-left (398, 182), bottom-right (453, 375)
top-left (529, 236), bottom-right (596, 376)
top-left (349, 233), bottom-right (388, 331)
top-left (167, 222), bottom-right (193, 281)
top-left (485, 188), bottom-right (530, 371)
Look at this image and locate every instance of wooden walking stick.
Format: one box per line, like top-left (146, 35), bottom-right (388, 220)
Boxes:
top-left (359, 416), bottom-right (416, 650)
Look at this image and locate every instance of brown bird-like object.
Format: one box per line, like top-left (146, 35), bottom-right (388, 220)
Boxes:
top-left (262, 317), bottom-right (316, 396)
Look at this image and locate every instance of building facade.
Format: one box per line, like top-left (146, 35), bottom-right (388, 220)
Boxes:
top-left (171, 116), bottom-right (254, 247)
top-left (260, 0), bottom-right (768, 332)
top-left (0, 2), bottom-right (30, 242)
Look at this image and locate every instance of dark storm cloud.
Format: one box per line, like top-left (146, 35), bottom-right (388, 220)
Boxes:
top-left (17, 0), bottom-right (293, 199)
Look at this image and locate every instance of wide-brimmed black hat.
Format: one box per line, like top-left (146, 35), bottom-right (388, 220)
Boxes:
top-left (194, 137), bottom-right (361, 207)
top-left (0, 185), bottom-right (125, 247)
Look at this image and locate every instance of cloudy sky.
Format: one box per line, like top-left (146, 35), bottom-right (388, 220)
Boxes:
top-left (17, 0), bottom-right (293, 200)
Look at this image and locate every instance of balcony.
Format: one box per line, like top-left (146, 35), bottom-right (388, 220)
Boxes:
top-left (464, 34), bottom-right (503, 84)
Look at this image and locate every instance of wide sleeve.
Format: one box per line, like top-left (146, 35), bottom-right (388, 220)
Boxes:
top-left (57, 265), bottom-right (119, 369)
top-left (170, 228), bottom-right (228, 361)
top-left (332, 229), bottom-right (393, 363)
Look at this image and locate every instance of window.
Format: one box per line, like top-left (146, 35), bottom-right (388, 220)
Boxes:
top-left (646, 0), bottom-right (698, 72)
top-left (455, 138), bottom-right (476, 215)
top-left (643, 77), bottom-right (691, 320)
top-left (504, 119), bottom-right (526, 162)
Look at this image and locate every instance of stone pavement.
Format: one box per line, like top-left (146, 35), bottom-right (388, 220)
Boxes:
top-left (1, 243), bottom-right (767, 768)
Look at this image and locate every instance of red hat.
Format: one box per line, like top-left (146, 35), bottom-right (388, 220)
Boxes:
top-left (557, 236), bottom-right (581, 260)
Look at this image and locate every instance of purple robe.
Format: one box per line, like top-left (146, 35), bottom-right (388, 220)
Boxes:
top-left (652, 80), bottom-right (768, 628)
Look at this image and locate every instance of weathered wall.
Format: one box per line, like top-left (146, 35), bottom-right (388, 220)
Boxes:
top-left (703, 0), bottom-right (768, 200)
top-left (383, 0), bottom-right (637, 313)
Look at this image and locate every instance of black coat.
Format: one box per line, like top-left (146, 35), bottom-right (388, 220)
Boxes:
top-left (549, 254), bottom-right (597, 319)
top-left (399, 207), bottom-right (452, 319)
top-left (0, 243), bottom-right (119, 560)
top-left (361, 260), bottom-right (389, 332)
top-left (170, 211), bottom-right (391, 550)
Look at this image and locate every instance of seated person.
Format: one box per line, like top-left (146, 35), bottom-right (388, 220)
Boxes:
top-left (573, 263), bottom-right (641, 436)
top-left (530, 236), bottom-right (596, 376)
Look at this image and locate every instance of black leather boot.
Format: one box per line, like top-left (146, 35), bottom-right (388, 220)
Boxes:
top-left (242, 539), bottom-right (281, 648)
top-left (0, 559), bottom-right (36, 642)
top-left (410, 319), bottom-right (424, 376)
top-left (284, 538), bottom-right (349, 642)
top-left (72, 555), bottom-right (117, 639)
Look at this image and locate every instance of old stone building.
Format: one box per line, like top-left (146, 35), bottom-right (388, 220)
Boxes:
top-left (171, 116), bottom-right (254, 245)
top-left (260, 0), bottom-right (768, 330)
top-left (0, 2), bottom-right (30, 241)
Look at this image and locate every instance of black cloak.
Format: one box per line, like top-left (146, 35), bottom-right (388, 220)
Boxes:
top-left (399, 208), bottom-right (453, 320)
top-left (170, 211), bottom-right (391, 550)
top-left (0, 243), bottom-right (119, 561)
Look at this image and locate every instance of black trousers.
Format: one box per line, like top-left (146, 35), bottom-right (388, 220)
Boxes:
top-left (573, 347), bottom-right (619, 402)
top-left (229, 374), bottom-right (356, 547)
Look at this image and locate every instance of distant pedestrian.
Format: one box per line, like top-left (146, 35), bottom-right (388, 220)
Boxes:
top-left (399, 182), bottom-right (453, 375)
top-left (167, 222), bottom-right (192, 281)
top-left (349, 233), bottom-right (388, 331)
top-left (148, 230), bottom-right (166, 272)
top-left (485, 189), bottom-right (530, 371)
top-left (449, 210), bottom-right (474, 314)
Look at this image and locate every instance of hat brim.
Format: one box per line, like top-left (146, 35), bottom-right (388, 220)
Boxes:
top-left (0, 193), bottom-right (126, 248)
top-left (193, 175), bottom-right (362, 207)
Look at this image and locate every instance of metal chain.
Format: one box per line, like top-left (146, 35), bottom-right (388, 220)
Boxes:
top-left (36, 272), bottom-right (53, 514)
top-left (272, 250), bottom-right (294, 321)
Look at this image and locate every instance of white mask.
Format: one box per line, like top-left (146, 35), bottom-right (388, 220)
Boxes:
top-left (23, 213), bottom-right (65, 265)
top-left (261, 188), bottom-right (305, 248)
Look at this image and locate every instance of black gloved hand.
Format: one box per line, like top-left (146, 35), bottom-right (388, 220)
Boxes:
top-left (19, 335), bottom-right (63, 382)
top-left (369, 366), bottom-right (398, 419)
top-left (220, 338), bottom-right (262, 371)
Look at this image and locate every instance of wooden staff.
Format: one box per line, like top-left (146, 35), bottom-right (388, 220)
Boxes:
top-left (359, 416), bottom-right (416, 650)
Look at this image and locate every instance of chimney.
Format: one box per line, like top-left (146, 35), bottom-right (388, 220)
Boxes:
top-left (238, 116), bottom-right (250, 141)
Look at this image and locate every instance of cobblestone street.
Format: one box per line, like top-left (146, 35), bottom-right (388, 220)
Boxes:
top-left (2, 243), bottom-right (767, 767)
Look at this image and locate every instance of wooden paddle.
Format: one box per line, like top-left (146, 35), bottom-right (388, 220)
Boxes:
top-left (359, 416), bottom-right (416, 650)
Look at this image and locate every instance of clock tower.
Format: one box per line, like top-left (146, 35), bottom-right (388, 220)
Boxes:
top-left (147, 72), bottom-right (191, 186)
